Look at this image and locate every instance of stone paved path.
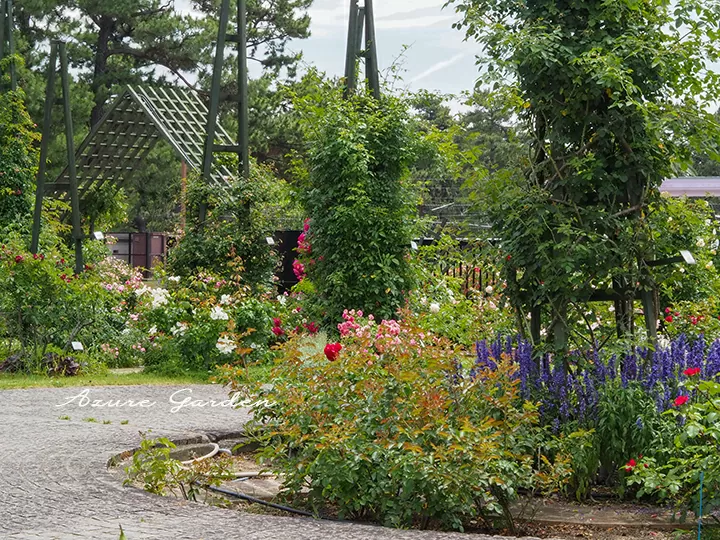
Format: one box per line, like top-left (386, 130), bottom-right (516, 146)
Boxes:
top-left (0, 384), bottom-right (548, 540)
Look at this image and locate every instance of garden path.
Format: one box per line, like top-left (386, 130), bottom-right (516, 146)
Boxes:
top-left (0, 384), bottom-right (549, 540)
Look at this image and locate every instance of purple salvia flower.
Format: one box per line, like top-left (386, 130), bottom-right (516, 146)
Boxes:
top-left (491, 337), bottom-right (502, 363)
top-left (705, 340), bottom-right (720, 379)
top-left (672, 334), bottom-right (688, 376)
top-left (505, 335), bottom-right (514, 356)
top-left (475, 340), bottom-right (497, 372)
top-left (689, 334), bottom-right (705, 371)
top-left (517, 339), bottom-right (533, 399)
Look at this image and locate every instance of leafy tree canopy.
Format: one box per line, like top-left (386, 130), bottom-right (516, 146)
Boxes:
top-left (447, 0), bottom-right (720, 350)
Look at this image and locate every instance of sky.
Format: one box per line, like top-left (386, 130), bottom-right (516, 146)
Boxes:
top-left (175, 0), bottom-right (481, 99)
top-left (287, 0), bottom-right (481, 97)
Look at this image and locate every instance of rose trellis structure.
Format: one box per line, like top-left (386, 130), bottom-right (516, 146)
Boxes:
top-left (30, 84), bottom-right (238, 271)
top-left (343, 0), bottom-right (380, 99)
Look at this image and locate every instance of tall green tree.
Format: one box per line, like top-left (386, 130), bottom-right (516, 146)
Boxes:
top-left (448, 0), bottom-right (720, 350)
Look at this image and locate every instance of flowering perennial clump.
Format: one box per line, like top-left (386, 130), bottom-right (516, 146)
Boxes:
top-left (479, 334), bottom-right (720, 427)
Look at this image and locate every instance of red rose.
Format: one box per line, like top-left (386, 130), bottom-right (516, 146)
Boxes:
top-left (683, 367), bottom-right (701, 377)
top-left (272, 318), bottom-right (282, 327)
top-left (665, 315), bottom-right (673, 323)
top-left (673, 395), bottom-right (689, 407)
top-left (665, 307), bottom-right (671, 314)
top-left (14, 255), bottom-right (23, 263)
top-left (271, 326), bottom-right (285, 337)
top-left (324, 342), bottom-right (342, 361)
top-left (303, 321), bottom-right (319, 334)
top-left (625, 458), bottom-right (637, 472)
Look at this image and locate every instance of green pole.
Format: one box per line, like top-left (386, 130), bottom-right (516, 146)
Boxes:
top-left (364, 0), bottom-right (380, 99)
top-left (0, 0), bottom-right (5, 63)
top-left (238, 0), bottom-right (249, 182)
top-left (59, 42), bottom-right (84, 275)
top-left (201, 0), bottom-right (231, 223)
top-left (343, 0), bottom-right (360, 97)
top-left (30, 43), bottom-right (58, 254)
top-left (6, 0), bottom-right (14, 90)
top-left (698, 470), bottom-right (704, 540)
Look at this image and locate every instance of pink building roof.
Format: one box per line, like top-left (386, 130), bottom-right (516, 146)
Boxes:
top-left (660, 177), bottom-right (720, 197)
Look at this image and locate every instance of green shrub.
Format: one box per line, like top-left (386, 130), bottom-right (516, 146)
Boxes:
top-left (0, 90), bottom-right (38, 236)
top-left (648, 195), bottom-right (720, 305)
top-left (0, 240), bottom-right (111, 361)
top-left (628, 377), bottom-right (720, 518)
top-left (167, 166), bottom-right (285, 290)
top-left (124, 436), bottom-right (234, 502)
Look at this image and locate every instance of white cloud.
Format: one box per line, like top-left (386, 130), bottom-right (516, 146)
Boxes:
top-left (410, 52), bottom-right (468, 83)
top-left (309, 0), bottom-right (450, 29)
top-left (376, 15), bottom-right (455, 30)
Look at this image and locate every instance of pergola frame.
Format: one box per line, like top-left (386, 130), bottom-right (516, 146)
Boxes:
top-left (32, 84), bottom-right (237, 268)
top-left (50, 85), bottom-right (236, 197)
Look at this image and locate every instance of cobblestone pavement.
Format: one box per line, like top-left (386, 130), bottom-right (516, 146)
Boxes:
top-left (0, 384), bottom-right (551, 540)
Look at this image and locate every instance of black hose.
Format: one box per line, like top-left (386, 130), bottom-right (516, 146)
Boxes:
top-left (201, 483), bottom-right (333, 520)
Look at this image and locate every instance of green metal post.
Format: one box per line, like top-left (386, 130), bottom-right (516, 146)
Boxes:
top-left (1, 0), bottom-right (17, 90)
top-left (355, 8), bottom-right (365, 60)
top-left (0, 0), bottom-right (5, 62)
top-left (59, 42), bottom-right (84, 275)
top-left (238, 0), bottom-right (249, 181)
top-left (641, 288), bottom-right (658, 351)
top-left (343, 0), bottom-right (360, 97)
top-left (30, 43), bottom-right (58, 254)
top-left (201, 0), bottom-right (231, 223)
top-left (530, 306), bottom-right (541, 345)
top-left (364, 0), bottom-right (380, 99)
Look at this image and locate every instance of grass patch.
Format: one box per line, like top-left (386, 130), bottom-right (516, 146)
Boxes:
top-left (0, 371), bottom-right (209, 390)
top-left (0, 365), bottom-right (273, 390)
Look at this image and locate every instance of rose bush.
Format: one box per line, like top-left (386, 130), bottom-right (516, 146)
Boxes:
top-left (627, 376), bottom-right (720, 520)
top-left (246, 313), bottom-right (575, 531)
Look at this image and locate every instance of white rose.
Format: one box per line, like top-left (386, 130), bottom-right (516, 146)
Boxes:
top-left (697, 238), bottom-right (706, 248)
top-left (171, 322), bottom-right (188, 336)
top-left (168, 276), bottom-right (181, 283)
top-left (429, 303), bottom-right (440, 314)
top-left (706, 261), bottom-right (714, 269)
top-left (219, 294), bottom-right (232, 305)
top-left (210, 306), bottom-right (229, 320)
top-left (485, 285), bottom-right (494, 295)
top-left (216, 336), bottom-right (236, 355)
top-left (149, 326), bottom-right (158, 335)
